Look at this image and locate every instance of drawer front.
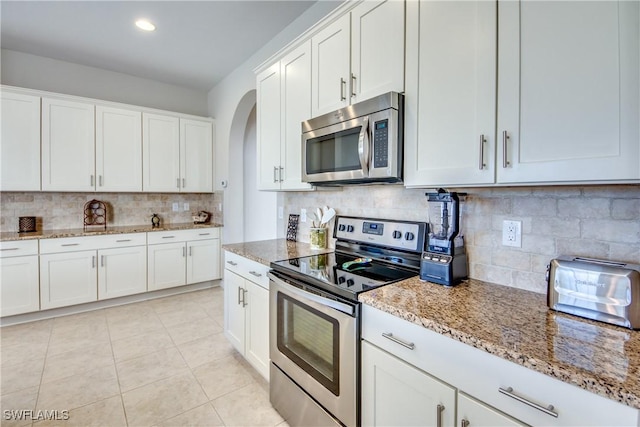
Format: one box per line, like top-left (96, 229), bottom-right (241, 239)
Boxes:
top-left (361, 305), bottom-right (639, 427)
top-left (0, 240), bottom-right (38, 257)
top-left (97, 233), bottom-right (146, 248)
top-left (147, 230), bottom-right (190, 244)
top-left (180, 227), bottom-right (220, 241)
top-left (39, 236), bottom-right (104, 254)
top-left (224, 251), bottom-right (269, 289)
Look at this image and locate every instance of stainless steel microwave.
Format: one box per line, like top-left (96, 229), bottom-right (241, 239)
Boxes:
top-left (302, 92), bottom-right (404, 185)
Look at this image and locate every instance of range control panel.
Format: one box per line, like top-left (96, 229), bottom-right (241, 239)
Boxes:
top-left (334, 216), bottom-right (427, 253)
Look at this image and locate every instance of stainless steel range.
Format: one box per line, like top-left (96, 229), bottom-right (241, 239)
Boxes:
top-left (268, 216), bottom-right (427, 427)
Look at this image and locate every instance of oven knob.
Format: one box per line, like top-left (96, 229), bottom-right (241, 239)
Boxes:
top-left (346, 279), bottom-right (355, 287)
top-left (392, 230), bottom-right (402, 239)
top-left (405, 232), bottom-right (415, 241)
top-left (338, 276), bottom-right (346, 284)
top-left (338, 224), bottom-right (346, 232)
top-left (346, 225), bottom-right (355, 233)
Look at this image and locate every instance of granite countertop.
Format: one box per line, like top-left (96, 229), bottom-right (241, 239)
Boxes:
top-left (0, 222), bottom-right (223, 242)
top-left (223, 238), bottom-right (333, 266)
top-left (359, 277), bottom-right (640, 410)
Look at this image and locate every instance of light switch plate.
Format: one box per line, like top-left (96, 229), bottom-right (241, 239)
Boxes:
top-left (183, 202), bottom-right (189, 211)
top-left (172, 203), bottom-right (179, 212)
top-left (300, 208), bottom-right (307, 223)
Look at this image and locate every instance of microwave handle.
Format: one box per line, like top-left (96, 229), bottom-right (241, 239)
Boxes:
top-left (358, 117), bottom-right (370, 176)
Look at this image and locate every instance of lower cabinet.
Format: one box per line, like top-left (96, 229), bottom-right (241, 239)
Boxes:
top-left (0, 240), bottom-right (40, 316)
top-left (223, 251), bottom-right (270, 381)
top-left (98, 245), bottom-right (147, 300)
top-left (40, 250), bottom-right (98, 310)
top-left (458, 392), bottom-right (525, 427)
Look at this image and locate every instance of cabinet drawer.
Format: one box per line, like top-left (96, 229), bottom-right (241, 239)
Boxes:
top-left (96, 233), bottom-right (146, 248)
top-left (0, 240), bottom-right (38, 257)
top-left (40, 236), bottom-right (104, 254)
top-left (362, 305), bottom-right (639, 427)
top-left (224, 251), bottom-right (269, 289)
top-left (180, 228), bottom-right (220, 241)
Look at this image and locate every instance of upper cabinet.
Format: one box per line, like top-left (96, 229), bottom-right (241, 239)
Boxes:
top-left (96, 106), bottom-right (142, 192)
top-left (42, 98), bottom-right (96, 191)
top-left (142, 113), bottom-right (214, 193)
top-left (311, 0), bottom-right (405, 117)
top-left (257, 41), bottom-right (314, 191)
top-left (405, 0), bottom-right (639, 188)
top-left (1, 90), bottom-right (41, 191)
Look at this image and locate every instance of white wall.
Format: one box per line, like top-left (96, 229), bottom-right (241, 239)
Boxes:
top-left (1, 49), bottom-right (208, 116)
top-left (208, 1), bottom-right (344, 244)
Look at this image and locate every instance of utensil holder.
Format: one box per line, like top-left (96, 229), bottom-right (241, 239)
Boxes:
top-left (310, 227), bottom-right (327, 250)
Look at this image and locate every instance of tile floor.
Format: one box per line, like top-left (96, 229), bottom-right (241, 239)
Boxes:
top-left (0, 287), bottom-right (287, 427)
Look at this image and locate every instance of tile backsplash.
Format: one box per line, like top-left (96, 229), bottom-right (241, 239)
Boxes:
top-left (284, 185), bottom-right (640, 294)
top-left (0, 192), bottom-right (223, 232)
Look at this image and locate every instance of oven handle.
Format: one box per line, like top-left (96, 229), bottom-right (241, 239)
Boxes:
top-left (358, 116), bottom-right (370, 176)
top-left (268, 272), bottom-right (356, 317)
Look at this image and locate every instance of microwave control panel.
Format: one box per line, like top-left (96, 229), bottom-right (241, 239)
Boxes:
top-left (373, 119), bottom-right (389, 168)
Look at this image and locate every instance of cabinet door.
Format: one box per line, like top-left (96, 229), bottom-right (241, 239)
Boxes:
top-left (458, 393), bottom-right (526, 427)
top-left (351, 0), bottom-right (405, 103)
top-left (42, 98), bottom-right (95, 191)
top-left (256, 62), bottom-right (282, 190)
top-left (147, 242), bottom-right (186, 290)
top-left (186, 239), bottom-right (220, 284)
top-left (40, 251), bottom-right (97, 310)
top-left (142, 113), bottom-right (180, 192)
top-left (0, 255), bottom-right (40, 316)
top-left (497, 0), bottom-right (640, 183)
top-left (95, 106), bottom-right (142, 192)
top-left (180, 118), bottom-right (213, 193)
top-left (1, 91), bottom-right (41, 191)
top-left (361, 341), bottom-right (456, 427)
top-left (245, 280), bottom-right (270, 381)
top-left (223, 270), bottom-right (246, 354)
top-left (405, 0), bottom-right (497, 187)
top-left (280, 41), bottom-right (314, 191)
top-left (98, 246), bottom-right (147, 300)
top-left (311, 14), bottom-right (351, 116)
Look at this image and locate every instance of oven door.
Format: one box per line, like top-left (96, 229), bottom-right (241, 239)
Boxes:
top-left (269, 271), bottom-right (358, 427)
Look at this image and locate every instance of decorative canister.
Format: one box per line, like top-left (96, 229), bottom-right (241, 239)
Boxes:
top-left (18, 216), bottom-right (36, 233)
top-left (310, 227), bottom-right (327, 250)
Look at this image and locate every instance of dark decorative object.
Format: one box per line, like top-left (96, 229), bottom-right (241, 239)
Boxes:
top-left (151, 213), bottom-right (161, 228)
top-left (83, 199), bottom-right (107, 230)
top-left (18, 216), bottom-right (36, 233)
top-left (287, 214), bottom-right (299, 241)
top-left (192, 211), bottom-right (211, 224)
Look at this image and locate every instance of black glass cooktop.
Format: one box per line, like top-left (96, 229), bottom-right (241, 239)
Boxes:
top-left (270, 252), bottom-right (418, 301)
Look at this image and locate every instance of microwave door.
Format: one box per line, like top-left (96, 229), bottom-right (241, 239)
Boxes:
top-left (302, 116), bottom-right (369, 183)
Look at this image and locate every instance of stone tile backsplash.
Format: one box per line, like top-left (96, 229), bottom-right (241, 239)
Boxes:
top-left (0, 192), bottom-right (223, 232)
top-left (284, 185), bottom-right (640, 294)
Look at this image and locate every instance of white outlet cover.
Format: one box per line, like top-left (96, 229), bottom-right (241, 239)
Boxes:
top-left (183, 202), bottom-right (189, 211)
top-left (502, 220), bottom-right (522, 247)
top-left (172, 202), bottom-right (179, 212)
top-left (278, 206), bottom-right (284, 219)
top-left (300, 208), bottom-right (307, 222)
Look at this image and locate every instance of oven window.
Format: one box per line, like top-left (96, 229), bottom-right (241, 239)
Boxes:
top-left (306, 127), bottom-right (362, 174)
top-left (277, 292), bottom-right (340, 395)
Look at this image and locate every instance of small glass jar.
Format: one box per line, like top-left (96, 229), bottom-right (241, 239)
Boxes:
top-left (309, 227), bottom-right (327, 250)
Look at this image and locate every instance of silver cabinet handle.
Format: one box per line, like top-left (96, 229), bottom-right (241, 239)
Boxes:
top-left (226, 260), bottom-right (238, 266)
top-left (116, 239), bottom-right (132, 243)
top-left (198, 233), bottom-right (210, 236)
top-left (340, 78), bottom-right (346, 101)
top-left (182, 247), bottom-right (186, 257)
top-left (436, 404), bottom-right (445, 427)
top-left (92, 255), bottom-right (96, 268)
top-left (189, 246), bottom-right (192, 256)
top-left (351, 73), bottom-right (357, 97)
top-left (502, 131), bottom-right (510, 168)
top-left (162, 236), bottom-right (175, 239)
top-left (279, 166), bottom-right (284, 182)
top-left (498, 387), bottom-right (558, 418)
top-left (461, 419), bottom-right (470, 427)
top-left (61, 243), bottom-right (80, 247)
top-left (90, 175), bottom-right (94, 186)
top-left (177, 178), bottom-right (180, 189)
top-left (273, 166), bottom-right (278, 183)
top-left (479, 134), bottom-right (487, 170)
top-left (1, 248), bottom-right (19, 251)
top-left (99, 175), bottom-right (103, 186)
top-left (101, 255), bottom-right (104, 267)
top-left (242, 288), bottom-right (248, 307)
top-left (237, 286), bottom-right (242, 305)
top-left (249, 271), bottom-right (262, 278)
top-left (182, 178), bottom-right (185, 188)
top-left (381, 332), bottom-right (415, 350)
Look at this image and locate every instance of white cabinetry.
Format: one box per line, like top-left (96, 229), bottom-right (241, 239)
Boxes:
top-left (311, 0), bottom-right (405, 116)
top-left (405, 0), bottom-right (639, 188)
top-left (1, 91), bottom-right (41, 191)
top-left (42, 98), bottom-right (95, 191)
top-left (257, 41), bottom-right (313, 191)
top-left (143, 113), bottom-right (214, 192)
top-left (95, 106), bottom-right (142, 191)
top-left (148, 228), bottom-right (221, 291)
top-left (223, 251), bottom-right (270, 380)
top-left (362, 304), bottom-right (639, 427)
top-left (97, 234), bottom-right (147, 300)
top-left (0, 240), bottom-right (40, 316)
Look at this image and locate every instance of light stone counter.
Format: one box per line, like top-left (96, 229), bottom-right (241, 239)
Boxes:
top-left (0, 223), bottom-right (223, 242)
top-left (359, 277), bottom-right (640, 410)
top-left (223, 238), bottom-right (333, 266)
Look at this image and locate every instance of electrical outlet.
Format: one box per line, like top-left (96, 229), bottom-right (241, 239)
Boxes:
top-left (183, 202), bottom-right (190, 212)
top-left (218, 203), bottom-right (222, 212)
top-left (278, 206), bottom-right (284, 219)
top-left (502, 220), bottom-right (522, 247)
top-left (300, 208), bottom-right (307, 223)
top-left (172, 202), bottom-right (179, 212)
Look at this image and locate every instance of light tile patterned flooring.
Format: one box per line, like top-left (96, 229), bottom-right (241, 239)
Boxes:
top-left (0, 287), bottom-right (287, 427)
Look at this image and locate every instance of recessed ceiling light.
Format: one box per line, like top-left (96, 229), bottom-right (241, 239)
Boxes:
top-left (135, 19), bottom-right (156, 32)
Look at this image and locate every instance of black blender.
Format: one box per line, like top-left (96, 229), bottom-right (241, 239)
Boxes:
top-left (420, 189), bottom-right (468, 286)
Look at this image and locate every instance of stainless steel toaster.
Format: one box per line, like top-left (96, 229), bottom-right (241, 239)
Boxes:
top-left (547, 256), bottom-right (640, 330)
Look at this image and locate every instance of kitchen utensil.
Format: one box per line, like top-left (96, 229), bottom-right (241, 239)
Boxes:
top-left (321, 207), bottom-right (336, 226)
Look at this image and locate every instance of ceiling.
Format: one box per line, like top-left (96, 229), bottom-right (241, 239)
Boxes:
top-left (0, 1), bottom-right (320, 92)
